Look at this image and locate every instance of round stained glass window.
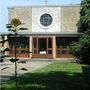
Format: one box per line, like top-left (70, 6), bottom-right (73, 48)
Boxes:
top-left (40, 14), bottom-right (53, 27)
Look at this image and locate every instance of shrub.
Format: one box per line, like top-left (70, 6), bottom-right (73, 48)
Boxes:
top-left (69, 32), bottom-right (90, 64)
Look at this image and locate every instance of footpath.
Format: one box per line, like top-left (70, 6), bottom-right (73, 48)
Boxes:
top-left (0, 59), bottom-right (53, 83)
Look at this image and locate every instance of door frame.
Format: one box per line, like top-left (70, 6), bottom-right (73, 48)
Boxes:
top-left (32, 37), bottom-right (53, 58)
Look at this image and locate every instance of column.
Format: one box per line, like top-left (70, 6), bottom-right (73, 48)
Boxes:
top-left (4, 36), bottom-right (9, 55)
top-left (29, 36), bottom-right (32, 59)
top-left (0, 36), bottom-right (4, 52)
top-left (53, 36), bottom-right (56, 59)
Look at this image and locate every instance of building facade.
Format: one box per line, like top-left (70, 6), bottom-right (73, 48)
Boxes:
top-left (1, 5), bottom-right (80, 59)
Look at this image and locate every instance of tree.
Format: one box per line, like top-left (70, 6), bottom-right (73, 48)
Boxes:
top-left (70, 0), bottom-right (90, 64)
top-left (0, 18), bottom-right (29, 89)
top-left (78, 0), bottom-right (90, 33)
top-left (6, 18), bottom-right (29, 89)
top-left (70, 32), bottom-right (90, 63)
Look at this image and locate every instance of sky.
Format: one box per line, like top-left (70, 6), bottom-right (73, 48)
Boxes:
top-left (0, 0), bottom-right (81, 32)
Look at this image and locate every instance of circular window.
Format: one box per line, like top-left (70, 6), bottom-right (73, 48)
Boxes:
top-left (40, 14), bottom-right (53, 27)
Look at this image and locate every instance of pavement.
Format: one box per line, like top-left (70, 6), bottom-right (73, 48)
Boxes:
top-left (0, 59), bottom-right (53, 83)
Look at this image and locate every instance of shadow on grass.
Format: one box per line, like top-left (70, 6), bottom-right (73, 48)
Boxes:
top-left (2, 69), bottom-right (90, 90)
top-left (82, 65), bottom-right (90, 85)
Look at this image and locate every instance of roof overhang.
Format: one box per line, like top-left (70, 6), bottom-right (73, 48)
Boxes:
top-left (0, 31), bottom-right (80, 37)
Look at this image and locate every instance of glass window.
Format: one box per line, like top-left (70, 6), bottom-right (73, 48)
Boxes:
top-left (40, 14), bottom-right (53, 27)
top-left (62, 50), bottom-right (67, 54)
top-left (9, 37), bottom-right (29, 54)
top-left (56, 50), bottom-right (62, 54)
top-left (48, 50), bottom-right (52, 54)
top-left (48, 38), bottom-right (52, 48)
top-left (34, 50), bottom-right (37, 54)
top-left (33, 38), bottom-right (37, 48)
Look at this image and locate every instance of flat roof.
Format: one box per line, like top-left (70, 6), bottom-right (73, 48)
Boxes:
top-left (0, 31), bottom-right (80, 37)
top-left (8, 4), bottom-right (81, 9)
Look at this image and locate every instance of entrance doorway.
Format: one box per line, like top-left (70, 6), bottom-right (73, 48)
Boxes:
top-left (38, 38), bottom-right (46, 54)
top-left (32, 37), bottom-right (53, 58)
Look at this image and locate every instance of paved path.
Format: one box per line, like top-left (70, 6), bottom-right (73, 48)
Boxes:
top-left (0, 60), bottom-right (53, 83)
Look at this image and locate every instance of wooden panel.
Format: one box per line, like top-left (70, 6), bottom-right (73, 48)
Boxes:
top-left (32, 54), bottom-right (53, 58)
top-left (9, 48), bottom-right (29, 57)
top-left (56, 54), bottom-right (74, 58)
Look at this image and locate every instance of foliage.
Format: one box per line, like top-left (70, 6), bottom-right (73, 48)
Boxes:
top-left (70, 32), bottom-right (90, 63)
top-left (10, 58), bottom-right (19, 63)
top-left (20, 68), bottom-right (28, 71)
top-left (11, 18), bottom-right (21, 27)
top-left (0, 19), bottom-right (28, 89)
top-left (70, 0), bottom-right (90, 64)
top-left (78, 0), bottom-right (90, 33)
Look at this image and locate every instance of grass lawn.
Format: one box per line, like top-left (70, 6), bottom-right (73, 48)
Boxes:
top-left (2, 62), bottom-right (90, 90)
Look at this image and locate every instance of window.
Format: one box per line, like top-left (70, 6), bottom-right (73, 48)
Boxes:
top-left (48, 38), bottom-right (52, 48)
top-left (40, 14), bottom-right (53, 27)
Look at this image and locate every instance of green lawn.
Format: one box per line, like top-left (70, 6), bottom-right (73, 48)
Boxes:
top-left (2, 62), bottom-right (90, 90)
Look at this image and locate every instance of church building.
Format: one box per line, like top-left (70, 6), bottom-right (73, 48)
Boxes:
top-left (1, 4), bottom-right (80, 59)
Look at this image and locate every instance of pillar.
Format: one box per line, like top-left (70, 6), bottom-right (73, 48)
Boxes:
top-left (4, 36), bottom-right (9, 55)
top-left (29, 36), bottom-right (32, 59)
top-left (53, 36), bottom-right (56, 59)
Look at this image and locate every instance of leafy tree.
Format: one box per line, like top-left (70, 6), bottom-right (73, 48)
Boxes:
top-left (70, 0), bottom-right (90, 64)
top-left (78, 0), bottom-right (90, 33)
top-left (70, 32), bottom-right (90, 63)
top-left (0, 18), bottom-right (29, 89)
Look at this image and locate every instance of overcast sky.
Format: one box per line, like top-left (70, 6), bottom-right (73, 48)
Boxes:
top-left (0, 0), bottom-right (81, 32)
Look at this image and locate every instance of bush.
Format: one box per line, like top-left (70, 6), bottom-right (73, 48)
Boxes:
top-left (69, 32), bottom-right (90, 64)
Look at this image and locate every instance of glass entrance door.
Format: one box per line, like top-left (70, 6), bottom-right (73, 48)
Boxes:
top-left (32, 37), bottom-right (53, 58)
top-left (38, 38), bottom-right (47, 54)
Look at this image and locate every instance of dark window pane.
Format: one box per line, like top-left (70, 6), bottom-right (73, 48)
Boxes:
top-left (9, 37), bottom-right (29, 55)
top-left (38, 38), bottom-right (46, 52)
top-left (68, 50), bottom-right (72, 54)
top-left (33, 38), bottom-right (37, 48)
top-left (10, 50), bottom-right (13, 54)
top-left (48, 38), bottom-right (52, 48)
top-left (62, 50), bottom-right (67, 54)
top-left (48, 50), bottom-right (52, 54)
top-left (57, 50), bottom-right (62, 54)
top-left (16, 50), bottom-right (21, 54)
top-left (34, 50), bottom-right (37, 54)
top-left (21, 50), bottom-right (26, 54)
top-left (62, 45), bottom-right (67, 48)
